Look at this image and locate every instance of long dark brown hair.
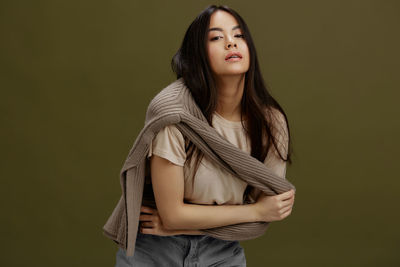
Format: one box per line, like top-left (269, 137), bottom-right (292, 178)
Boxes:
top-left (171, 5), bottom-right (293, 191)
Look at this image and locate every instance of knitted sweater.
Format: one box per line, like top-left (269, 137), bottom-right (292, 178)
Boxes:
top-left (102, 77), bottom-right (296, 257)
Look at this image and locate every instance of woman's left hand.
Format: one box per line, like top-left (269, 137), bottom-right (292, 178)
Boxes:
top-left (139, 205), bottom-right (178, 236)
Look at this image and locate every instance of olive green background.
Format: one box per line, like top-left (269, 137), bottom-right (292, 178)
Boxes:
top-left (1, 0), bottom-right (399, 266)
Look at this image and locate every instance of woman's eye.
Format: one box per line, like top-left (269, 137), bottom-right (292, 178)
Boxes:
top-left (210, 34), bottom-right (244, 41)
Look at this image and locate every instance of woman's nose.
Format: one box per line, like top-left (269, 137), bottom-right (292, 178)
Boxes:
top-left (225, 38), bottom-right (237, 49)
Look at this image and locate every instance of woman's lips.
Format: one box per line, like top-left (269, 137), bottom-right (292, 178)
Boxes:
top-left (225, 57), bottom-right (242, 62)
top-left (225, 51), bottom-right (243, 61)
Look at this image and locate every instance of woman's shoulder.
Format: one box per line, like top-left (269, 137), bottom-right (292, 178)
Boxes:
top-left (266, 106), bottom-right (289, 157)
top-left (154, 124), bottom-right (186, 147)
top-left (148, 124), bottom-right (186, 166)
top-left (264, 106), bottom-right (287, 132)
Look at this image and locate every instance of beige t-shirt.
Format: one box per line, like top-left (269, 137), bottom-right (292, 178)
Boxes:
top-left (147, 110), bottom-right (288, 205)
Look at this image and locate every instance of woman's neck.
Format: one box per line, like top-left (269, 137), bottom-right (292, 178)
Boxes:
top-left (214, 75), bottom-right (245, 122)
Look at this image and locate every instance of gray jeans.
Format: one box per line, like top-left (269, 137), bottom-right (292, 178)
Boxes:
top-left (115, 232), bottom-right (246, 267)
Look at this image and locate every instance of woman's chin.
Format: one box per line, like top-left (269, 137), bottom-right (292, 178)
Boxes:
top-left (219, 70), bottom-right (248, 76)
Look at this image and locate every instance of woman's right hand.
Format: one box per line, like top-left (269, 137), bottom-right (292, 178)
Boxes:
top-left (253, 189), bottom-right (295, 222)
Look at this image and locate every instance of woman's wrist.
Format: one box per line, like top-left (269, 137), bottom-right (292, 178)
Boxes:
top-left (249, 203), bottom-right (261, 222)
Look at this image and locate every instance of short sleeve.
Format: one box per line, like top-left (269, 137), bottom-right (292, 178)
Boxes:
top-left (147, 124), bottom-right (186, 166)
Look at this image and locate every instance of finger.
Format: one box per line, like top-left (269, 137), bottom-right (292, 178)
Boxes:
top-left (139, 214), bottom-right (153, 221)
top-left (281, 207), bottom-right (292, 219)
top-left (140, 227), bottom-right (152, 234)
top-left (277, 189), bottom-right (294, 201)
top-left (281, 193), bottom-right (295, 203)
top-left (280, 198), bottom-right (294, 209)
top-left (141, 221), bottom-right (154, 228)
top-left (281, 205), bottom-right (292, 215)
top-left (140, 206), bottom-right (154, 214)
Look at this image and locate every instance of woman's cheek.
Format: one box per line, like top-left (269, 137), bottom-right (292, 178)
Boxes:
top-left (207, 47), bottom-right (220, 70)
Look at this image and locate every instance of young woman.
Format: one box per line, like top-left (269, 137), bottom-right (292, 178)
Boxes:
top-left (115, 4), bottom-right (295, 267)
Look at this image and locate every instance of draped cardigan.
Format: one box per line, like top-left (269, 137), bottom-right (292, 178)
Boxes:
top-left (102, 77), bottom-right (296, 257)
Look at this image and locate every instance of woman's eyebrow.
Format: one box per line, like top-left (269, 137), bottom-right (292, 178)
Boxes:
top-left (207, 25), bottom-right (241, 33)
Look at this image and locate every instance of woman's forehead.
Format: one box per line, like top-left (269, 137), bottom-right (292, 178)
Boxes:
top-left (208, 10), bottom-right (239, 30)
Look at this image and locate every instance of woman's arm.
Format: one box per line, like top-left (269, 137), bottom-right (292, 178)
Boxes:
top-left (150, 154), bottom-right (259, 231)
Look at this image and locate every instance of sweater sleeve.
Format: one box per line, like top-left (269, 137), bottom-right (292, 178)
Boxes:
top-left (147, 124), bottom-right (186, 166)
top-left (200, 110), bottom-right (290, 240)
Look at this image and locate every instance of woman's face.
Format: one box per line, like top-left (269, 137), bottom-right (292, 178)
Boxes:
top-left (206, 10), bottom-right (250, 78)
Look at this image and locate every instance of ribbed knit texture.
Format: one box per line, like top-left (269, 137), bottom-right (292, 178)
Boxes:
top-left (102, 78), bottom-right (296, 257)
